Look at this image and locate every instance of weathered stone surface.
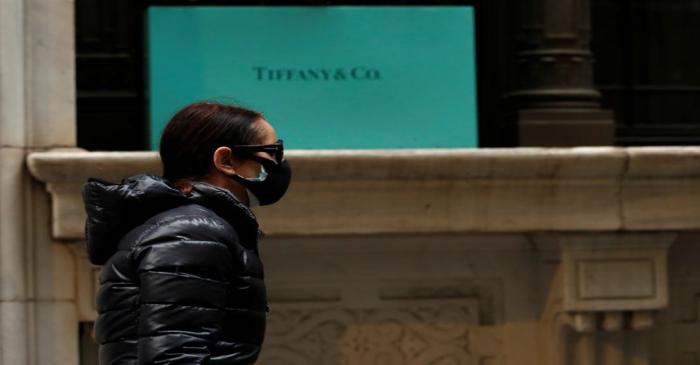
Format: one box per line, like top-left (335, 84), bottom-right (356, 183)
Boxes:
top-left (622, 147), bottom-right (700, 230)
top-left (0, 0), bottom-right (78, 363)
top-left (27, 147), bottom-right (700, 238)
top-left (0, 0), bottom-right (25, 147)
top-left (0, 148), bottom-right (29, 301)
top-left (28, 150), bottom-right (160, 183)
top-left (33, 243), bottom-right (76, 302)
top-left (252, 235), bottom-right (534, 365)
top-left (69, 245), bottom-right (98, 322)
top-left (258, 301), bottom-right (483, 365)
top-left (72, 235), bottom-right (538, 365)
top-left (34, 301), bottom-right (79, 365)
top-left (25, 147), bottom-right (700, 365)
top-left (0, 301), bottom-right (29, 365)
top-left (552, 233), bottom-right (675, 312)
top-left (24, 0), bottom-right (76, 148)
top-left (649, 235), bottom-right (700, 364)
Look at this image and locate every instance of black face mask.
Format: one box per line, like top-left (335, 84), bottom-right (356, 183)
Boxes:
top-left (230, 155), bottom-right (292, 206)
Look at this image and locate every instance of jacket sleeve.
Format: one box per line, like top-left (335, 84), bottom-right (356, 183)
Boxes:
top-left (134, 234), bottom-right (234, 364)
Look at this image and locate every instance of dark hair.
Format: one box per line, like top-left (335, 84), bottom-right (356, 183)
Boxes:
top-left (159, 101), bottom-right (264, 181)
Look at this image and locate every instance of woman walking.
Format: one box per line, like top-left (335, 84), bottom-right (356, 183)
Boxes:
top-left (83, 101), bottom-right (291, 364)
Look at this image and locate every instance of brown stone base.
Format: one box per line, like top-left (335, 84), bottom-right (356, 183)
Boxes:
top-left (517, 109), bottom-right (615, 147)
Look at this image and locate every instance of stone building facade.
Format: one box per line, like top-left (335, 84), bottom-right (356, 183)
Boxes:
top-left (2, 0), bottom-right (700, 365)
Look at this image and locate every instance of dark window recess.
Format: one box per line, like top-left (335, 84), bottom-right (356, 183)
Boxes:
top-left (76, 0), bottom-right (511, 150)
top-left (75, 0), bottom-right (147, 150)
top-left (592, 0), bottom-right (700, 145)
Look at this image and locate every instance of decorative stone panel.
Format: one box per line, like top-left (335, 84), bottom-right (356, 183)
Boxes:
top-left (558, 233), bottom-right (675, 312)
top-left (259, 300), bottom-right (485, 365)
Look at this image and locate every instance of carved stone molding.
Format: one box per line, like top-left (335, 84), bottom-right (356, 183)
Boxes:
top-left (259, 273), bottom-right (503, 365)
top-left (26, 147), bottom-right (700, 239)
top-left (258, 300), bottom-right (495, 365)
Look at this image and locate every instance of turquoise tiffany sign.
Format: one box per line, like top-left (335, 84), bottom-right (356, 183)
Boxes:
top-left (147, 6), bottom-right (478, 149)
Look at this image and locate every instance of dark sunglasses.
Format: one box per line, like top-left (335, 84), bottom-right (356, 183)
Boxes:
top-left (229, 139), bottom-right (284, 165)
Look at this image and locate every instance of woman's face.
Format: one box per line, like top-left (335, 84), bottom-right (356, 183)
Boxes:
top-left (233, 118), bottom-right (278, 179)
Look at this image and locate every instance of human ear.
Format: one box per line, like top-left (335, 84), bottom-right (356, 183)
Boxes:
top-left (212, 147), bottom-right (237, 175)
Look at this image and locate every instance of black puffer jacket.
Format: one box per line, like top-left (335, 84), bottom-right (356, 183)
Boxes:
top-left (83, 175), bottom-right (267, 365)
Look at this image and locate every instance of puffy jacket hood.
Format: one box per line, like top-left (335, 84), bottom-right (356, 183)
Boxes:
top-left (83, 174), bottom-right (259, 265)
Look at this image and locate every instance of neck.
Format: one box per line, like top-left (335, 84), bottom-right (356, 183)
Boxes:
top-left (177, 173), bottom-right (250, 206)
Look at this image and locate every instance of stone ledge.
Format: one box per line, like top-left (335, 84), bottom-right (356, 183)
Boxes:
top-left (26, 147), bottom-right (700, 239)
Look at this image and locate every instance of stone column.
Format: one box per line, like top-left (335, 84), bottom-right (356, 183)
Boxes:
top-left (0, 0), bottom-right (78, 364)
top-left (510, 0), bottom-right (614, 146)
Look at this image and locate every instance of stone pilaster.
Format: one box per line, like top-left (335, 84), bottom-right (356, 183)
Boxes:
top-left (0, 0), bottom-right (77, 364)
top-left (511, 0), bottom-right (614, 146)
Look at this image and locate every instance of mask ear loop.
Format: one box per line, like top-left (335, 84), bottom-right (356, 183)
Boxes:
top-left (228, 149), bottom-right (276, 187)
top-left (240, 164), bottom-right (268, 182)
